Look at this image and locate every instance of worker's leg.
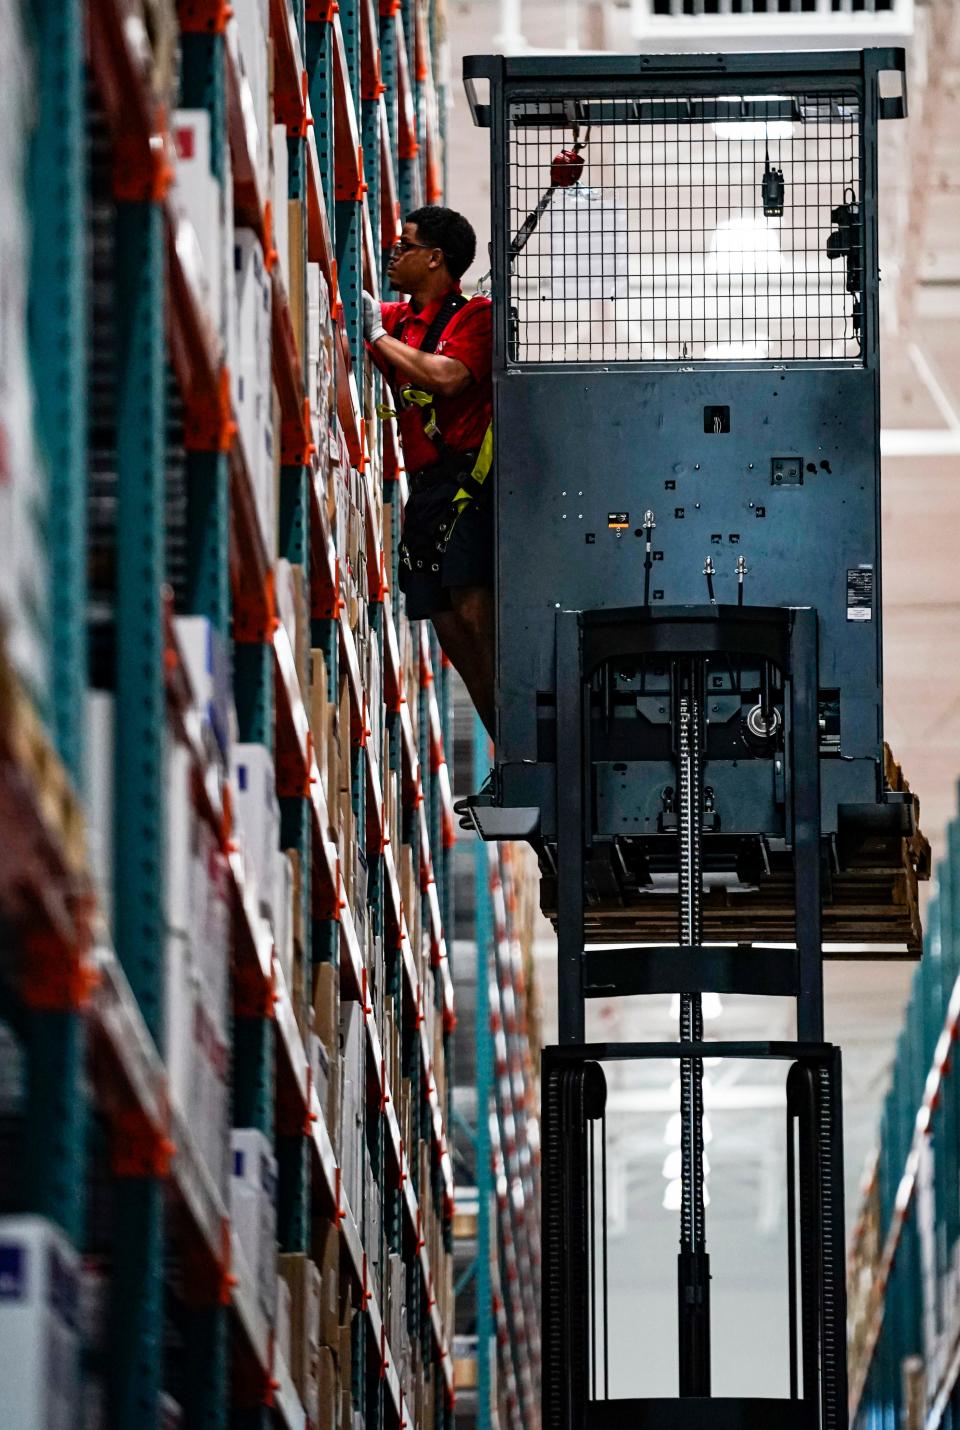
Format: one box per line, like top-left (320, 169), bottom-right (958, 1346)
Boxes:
top-left (432, 587), bottom-right (495, 738)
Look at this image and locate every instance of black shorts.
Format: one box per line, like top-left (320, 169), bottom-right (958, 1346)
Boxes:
top-left (398, 473), bottom-right (494, 620)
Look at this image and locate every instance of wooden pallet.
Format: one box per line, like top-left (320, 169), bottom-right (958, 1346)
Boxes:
top-left (540, 746), bottom-right (931, 957)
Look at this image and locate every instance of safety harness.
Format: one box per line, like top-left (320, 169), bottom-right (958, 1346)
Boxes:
top-left (377, 292), bottom-right (494, 568)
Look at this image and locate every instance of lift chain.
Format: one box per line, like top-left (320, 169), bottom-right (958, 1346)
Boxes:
top-left (677, 662), bottom-right (711, 1397)
top-left (677, 680), bottom-right (706, 1252)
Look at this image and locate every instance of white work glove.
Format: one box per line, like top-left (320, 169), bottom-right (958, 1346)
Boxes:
top-left (363, 291), bottom-right (387, 344)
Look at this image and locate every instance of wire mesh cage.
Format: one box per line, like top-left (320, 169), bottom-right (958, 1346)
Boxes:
top-left (506, 92), bottom-right (865, 364)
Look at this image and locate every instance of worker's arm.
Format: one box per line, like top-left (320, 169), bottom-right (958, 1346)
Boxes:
top-left (369, 332), bottom-right (473, 398)
top-left (362, 291), bottom-right (473, 398)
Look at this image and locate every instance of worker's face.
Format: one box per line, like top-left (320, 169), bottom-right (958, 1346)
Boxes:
top-left (386, 222), bottom-right (443, 292)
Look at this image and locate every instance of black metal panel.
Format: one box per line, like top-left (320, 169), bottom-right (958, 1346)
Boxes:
top-left (494, 367), bottom-right (881, 804)
top-left (586, 1397), bottom-right (816, 1430)
top-left (583, 943), bottom-right (797, 997)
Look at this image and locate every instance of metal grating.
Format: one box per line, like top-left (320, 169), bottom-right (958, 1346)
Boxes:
top-left (506, 92), bottom-right (864, 364)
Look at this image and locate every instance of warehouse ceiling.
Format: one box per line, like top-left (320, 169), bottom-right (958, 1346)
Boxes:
top-left (444, 0), bottom-right (960, 1380)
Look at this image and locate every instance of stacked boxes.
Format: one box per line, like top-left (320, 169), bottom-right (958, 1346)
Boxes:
top-left (4, 0), bottom-right (466, 1419)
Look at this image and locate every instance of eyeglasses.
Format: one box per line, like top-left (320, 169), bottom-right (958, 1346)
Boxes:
top-left (390, 237), bottom-right (435, 256)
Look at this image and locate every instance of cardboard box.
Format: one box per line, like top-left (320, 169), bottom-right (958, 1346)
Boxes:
top-left (317, 1347), bottom-right (337, 1430)
top-left (84, 692), bottom-right (115, 918)
top-left (232, 742), bottom-right (280, 921)
top-left (316, 1215), bottom-right (340, 1350)
top-left (314, 960), bottom-right (339, 1056)
top-left (275, 558), bottom-right (297, 662)
top-left (277, 1254), bottom-right (322, 1421)
top-left (174, 615), bottom-right (231, 762)
top-left (289, 847), bottom-right (305, 956)
top-left (229, 0), bottom-right (270, 194)
top-left (291, 564), bottom-right (310, 695)
top-left (0, 1217), bottom-right (80, 1430)
top-left (233, 230), bottom-right (274, 554)
top-left (271, 123), bottom-right (290, 291)
top-left (187, 989), bottom-right (230, 1196)
top-left (339, 1010), bottom-right (365, 1213)
top-left (172, 110), bottom-right (222, 349)
top-left (190, 806), bottom-right (231, 1026)
top-left (231, 1129), bottom-right (278, 1322)
top-left (273, 849), bottom-right (294, 993)
top-left (339, 1321), bottom-right (354, 1429)
top-left (276, 1272), bottom-right (293, 1373)
top-left (287, 199), bottom-right (306, 363)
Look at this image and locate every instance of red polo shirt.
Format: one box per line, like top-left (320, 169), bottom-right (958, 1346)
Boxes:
top-left (373, 288), bottom-right (492, 475)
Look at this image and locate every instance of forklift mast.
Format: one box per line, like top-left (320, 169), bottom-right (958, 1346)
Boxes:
top-left (460, 47), bottom-right (924, 1430)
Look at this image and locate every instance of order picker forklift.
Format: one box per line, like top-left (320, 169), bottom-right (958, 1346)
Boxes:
top-left (458, 47), bottom-right (929, 1429)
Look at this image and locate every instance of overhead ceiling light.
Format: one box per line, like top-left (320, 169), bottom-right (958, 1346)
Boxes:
top-left (703, 341), bottom-right (769, 362)
top-left (712, 120), bottom-right (794, 142)
top-left (706, 214), bottom-right (784, 275)
top-left (663, 1179), bottom-right (710, 1211)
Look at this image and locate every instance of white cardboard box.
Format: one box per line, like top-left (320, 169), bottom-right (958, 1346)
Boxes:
top-left (172, 110), bottom-right (223, 351)
top-left (174, 615), bottom-right (231, 762)
top-left (84, 692), bottom-right (115, 922)
top-left (188, 992), bottom-right (230, 1196)
top-left (165, 734), bottom-right (194, 937)
top-left (229, 0), bottom-right (270, 193)
top-left (190, 812), bottom-right (231, 1028)
top-left (234, 229), bottom-right (274, 556)
top-left (273, 850), bottom-right (295, 993)
top-left (231, 1129), bottom-right (278, 1322)
top-left (232, 742), bottom-right (280, 922)
top-left (0, 1217), bottom-right (80, 1430)
top-left (165, 929), bottom-right (195, 1116)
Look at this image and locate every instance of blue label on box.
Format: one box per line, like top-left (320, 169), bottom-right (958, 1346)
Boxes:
top-left (0, 1244), bottom-right (26, 1300)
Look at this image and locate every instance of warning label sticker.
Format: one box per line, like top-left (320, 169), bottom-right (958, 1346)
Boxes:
top-left (847, 566), bottom-right (874, 621)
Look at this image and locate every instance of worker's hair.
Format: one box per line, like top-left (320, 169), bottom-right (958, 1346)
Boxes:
top-left (406, 205), bottom-right (477, 280)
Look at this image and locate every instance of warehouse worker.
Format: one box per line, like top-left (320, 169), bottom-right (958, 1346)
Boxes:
top-left (363, 205), bottom-right (494, 738)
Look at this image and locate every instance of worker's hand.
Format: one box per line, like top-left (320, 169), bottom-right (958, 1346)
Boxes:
top-left (363, 291), bottom-right (387, 344)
